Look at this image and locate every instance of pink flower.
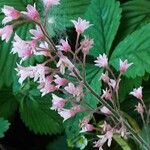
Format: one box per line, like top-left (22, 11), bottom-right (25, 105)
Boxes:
top-left (0, 25), bottom-right (13, 42)
top-left (94, 53), bottom-right (108, 68)
top-left (93, 130), bottom-right (113, 149)
top-left (54, 75), bottom-right (69, 88)
top-left (57, 53), bottom-right (74, 74)
top-left (100, 106), bottom-right (112, 115)
top-left (100, 72), bottom-right (109, 83)
top-left (135, 102), bottom-right (144, 115)
top-left (15, 64), bottom-right (35, 85)
top-left (80, 117), bottom-right (95, 133)
top-left (71, 17), bottom-right (92, 34)
top-left (30, 25), bottom-right (44, 40)
top-left (108, 79), bottom-right (116, 90)
top-left (58, 105), bottom-right (82, 121)
top-left (50, 94), bottom-right (66, 110)
top-left (64, 83), bottom-right (77, 95)
top-left (38, 76), bottom-right (57, 96)
top-left (119, 59), bottom-right (133, 74)
top-left (22, 4), bottom-right (39, 21)
top-left (130, 86), bottom-right (143, 100)
top-left (101, 89), bottom-right (112, 100)
top-left (33, 64), bottom-right (50, 82)
top-left (56, 38), bottom-right (71, 52)
top-left (2, 5), bottom-right (21, 24)
top-left (80, 36), bottom-right (94, 55)
top-left (11, 34), bottom-right (36, 62)
top-left (35, 42), bottom-right (51, 56)
top-left (42, 0), bottom-right (60, 8)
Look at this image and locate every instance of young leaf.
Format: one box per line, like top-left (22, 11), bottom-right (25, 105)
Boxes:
top-left (47, 0), bottom-right (91, 36)
top-left (19, 94), bottom-right (63, 135)
top-left (0, 118), bottom-right (10, 138)
top-left (110, 23), bottom-right (150, 78)
top-left (84, 0), bottom-right (121, 56)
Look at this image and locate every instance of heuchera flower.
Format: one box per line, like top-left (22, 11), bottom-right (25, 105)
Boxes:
top-left (57, 54), bottom-right (74, 74)
top-left (2, 5), bottom-right (21, 24)
top-left (101, 88), bottom-right (112, 100)
top-left (38, 76), bottom-right (57, 96)
top-left (56, 38), bottom-right (71, 52)
top-left (94, 53), bottom-right (108, 68)
top-left (0, 25), bottom-right (13, 42)
top-left (22, 4), bottom-right (39, 21)
top-left (130, 86), bottom-right (143, 100)
top-left (100, 72), bottom-right (109, 83)
top-left (30, 25), bottom-right (44, 40)
top-left (54, 75), bottom-right (69, 88)
top-left (58, 105), bottom-right (82, 121)
top-left (93, 130), bottom-right (113, 150)
top-left (71, 17), bottom-right (92, 34)
top-left (119, 59), bottom-right (133, 74)
top-left (135, 102), bottom-right (144, 115)
top-left (80, 36), bottom-right (94, 56)
top-left (64, 83), bottom-right (77, 95)
top-left (80, 117), bottom-right (95, 133)
top-left (42, 0), bottom-right (60, 8)
top-left (50, 94), bottom-right (66, 110)
top-left (15, 64), bottom-right (35, 85)
top-left (11, 34), bottom-right (36, 62)
top-left (108, 79), bottom-right (116, 90)
top-left (100, 106), bottom-right (112, 115)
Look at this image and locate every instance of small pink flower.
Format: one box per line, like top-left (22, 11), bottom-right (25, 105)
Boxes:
top-left (100, 72), bottom-right (109, 83)
top-left (93, 130), bottom-right (113, 149)
top-left (130, 86), bottom-right (143, 100)
top-left (108, 79), bottom-right (116, 89)
top-left (42, 0), bottom-right (60, 8)
top-left (135, 102), bottom-right (144, 115)
top-left (94, 53), bottom-right (108, 68)
top-left (30, 25), bottom-right (44, 40)
top-left (0, 25), bottom-right (13, 42)
top-left (11, 34), bottom-right (36, 62)
top-left (38, 76), bottom-right (57, 96)
top-left (35, 42), bottom-right (51, 56)
top-left (22, 4), bottom-right (39, 21)
top-left (2, 5), bottom-right (21, 24)
top-left (102, 121), bottom-right (112, 133)
top-left (80, 36), bottom-right (94, 55)
top-left (100, 106), bottom-right (112, 115)
top-left (71, 17), bottom-right (92, 34)
top-left (54, 75), bottom-right (69, 88)
top-left (56, 38), bottom-right (71, 52)
top-left (50, 94), bottom-right (66, 110)
top-left (15, 64), bottom-right (35, 85)
top-left (101, 88), bottom-right (112, 100)
top-left (57, 53), bottom-right (74, 74)
top-left (58, 105), bottom-right (82, 121)
top-left (33, 64), bottom-right (50, 82)
top-left (80, 117), bottom-right (95, 133)
top-left (64, 83), bottom-right (77, 95)
top-left (119, 59), bottom-right (133, 74)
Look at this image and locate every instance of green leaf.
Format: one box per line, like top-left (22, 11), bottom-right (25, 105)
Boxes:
top-left (19, 94), bottom-right (63, 135)
top-left (110, 23), bottom-right (150, 78)
top-left (118, 0), bottom-right (150, 39)
top-left (84, 0), bottom-right (121, 56)
top-left (85, 64), bottom-right (102, 108)
top-left (0, 89), bottom-right (18, 119)
top-left (0, 118), bottom-right (10, 138)
top-left (47, 0), bottom-right (91, 36)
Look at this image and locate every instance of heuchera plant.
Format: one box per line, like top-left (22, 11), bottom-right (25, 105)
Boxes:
top-left (1, 0), bottom-right (150, 149)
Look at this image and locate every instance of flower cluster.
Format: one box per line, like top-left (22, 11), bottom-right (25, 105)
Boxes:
top-left (2, 0), bottom-right (149, 150)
